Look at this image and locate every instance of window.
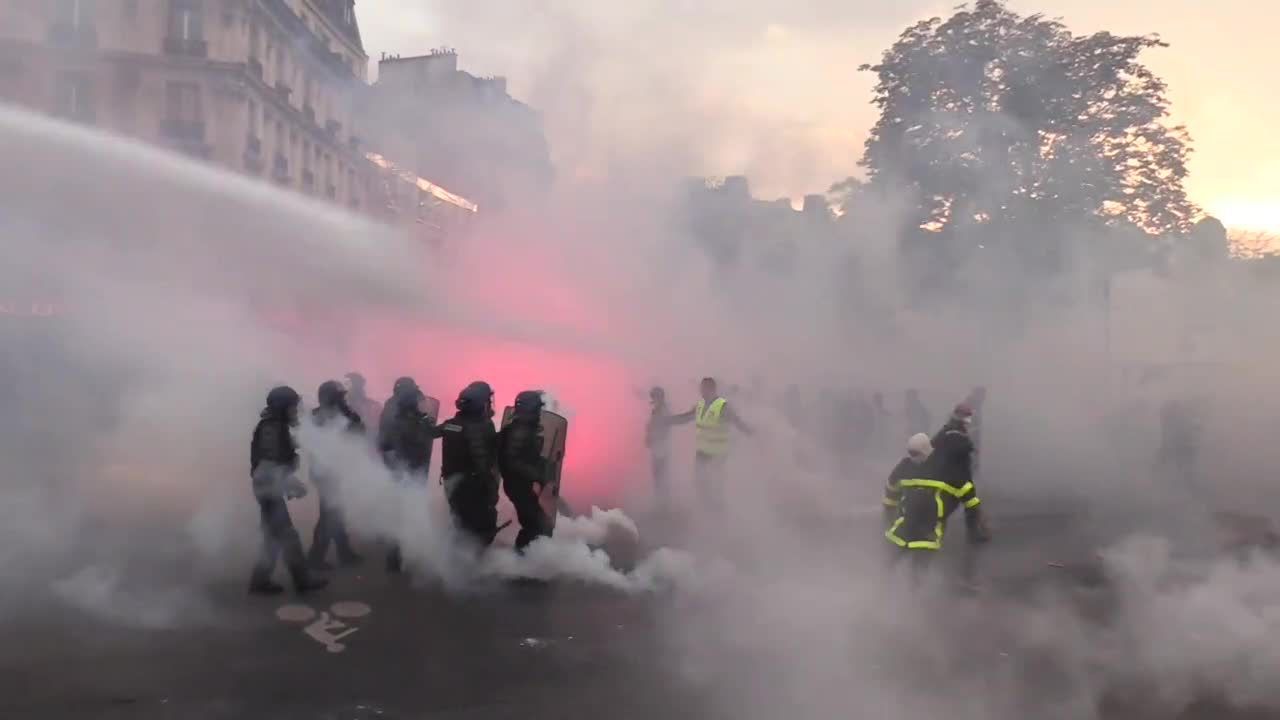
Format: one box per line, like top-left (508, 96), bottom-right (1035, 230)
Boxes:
top-left (54, 0), bottom-right (96, 28)
top-left (247, 99), bottom-right (258, 135)
top-left (164, 81), bottom-right (201, 124)
top-left (123, 0), bottom-right (137, 20)
top-left (55, 72), bottom-right (94, 120)
top-left (167, 0), bottom-right (204, 41)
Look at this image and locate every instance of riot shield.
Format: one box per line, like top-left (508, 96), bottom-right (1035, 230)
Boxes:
top-left (419, 395), bottom-right (440, 422)
top-left (537, 411), bottom-right (567, 530)
top-left (501, 407), bottom-right (569, 532)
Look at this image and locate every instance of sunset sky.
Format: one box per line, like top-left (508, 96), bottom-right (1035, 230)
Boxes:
top-left (359, 0), bottom-right (1279, 233)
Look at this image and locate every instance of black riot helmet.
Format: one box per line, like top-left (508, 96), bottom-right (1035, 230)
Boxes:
top-left (344, 372), bottom-right (367, 396)
top-left (264, 385), bottom-right (301, 421)
top-left (513, 390), bottom-right (545, 420)
top-left (392, 376), bottom-right (423, 408)
top-left (317, 380), bottom-right (347, 408)
top-left (393, 376), bottom-right (419, 397)
top-left (456, 381), bottom-right (495, 418)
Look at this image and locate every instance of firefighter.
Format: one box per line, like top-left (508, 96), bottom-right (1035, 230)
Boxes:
top-left (248, 386), bottom-right (328, 596)
top-left (668, 377), bottom-right (753, 510)
top-left (499, 390), bottom-right (552, 551)
top-left (307, 380), bottom-right (365, 571)
top-left (378, 376), bottom-right (437, 573)
top-left (439, 381), bottom-right (501, 548)
top-left (886, 404), bottom-right (990, 579)
top-left (883, 433), bottom-right (933, 529)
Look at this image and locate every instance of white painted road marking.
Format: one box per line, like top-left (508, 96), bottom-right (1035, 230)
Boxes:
top-left (276, 602), bottom-right (373, 654)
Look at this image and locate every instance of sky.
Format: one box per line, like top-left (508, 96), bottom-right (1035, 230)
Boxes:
top-left (357, 0), bottom-right (1280, 233)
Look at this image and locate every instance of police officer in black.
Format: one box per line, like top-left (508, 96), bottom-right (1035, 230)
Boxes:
top-left (249, 386), bottom-right (328, 595)
top-left (307, 380), bottom-right (365, 571)
top-left (499, 390), bottom-right (552, 551)
top-left (377, 376), bottom-right (438, 573)
top-left (439, 382), bottom-right (501, 548)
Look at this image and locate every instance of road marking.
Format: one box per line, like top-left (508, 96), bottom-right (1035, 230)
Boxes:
top-left (276, 601), bottom-right (373, 654)
top-left (276, 604), bottom-right (318, 623)
top-left (331, 601), bottom-right (372, 619)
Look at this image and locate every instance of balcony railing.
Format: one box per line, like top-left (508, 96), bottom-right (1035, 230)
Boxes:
top-left (163, 36), bottom-right (208, 58)
top-left (247, 57), bottom-right (264, 80)
top-left (161, 119), bottom-right (206, 143)
top-left (47, 22), bottom-right (98, 49)
top-left (58, 104), bottom-right (96, 125)
top-left (272, 153), bottom-right (290, 182)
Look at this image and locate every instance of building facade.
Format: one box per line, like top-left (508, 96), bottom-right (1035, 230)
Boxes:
top-left (1, 0), bottom-right (373, 210)
top-left (369, 49), bottom-right (553, 212)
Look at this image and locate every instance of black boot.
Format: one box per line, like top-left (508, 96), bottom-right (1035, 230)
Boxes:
top-left (248, 579), bottom-right (285, 595)
top-left (294, 576), bottom-right (329, 595)
top-left (386, 546), bottom-right (403, 574)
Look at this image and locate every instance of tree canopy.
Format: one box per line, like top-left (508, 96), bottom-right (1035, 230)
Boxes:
top-left (860, 0), bottom-right (1196, 261)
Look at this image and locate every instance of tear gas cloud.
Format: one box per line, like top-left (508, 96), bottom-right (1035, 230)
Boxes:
top-left (5, 5), bottom-right (1280, 716)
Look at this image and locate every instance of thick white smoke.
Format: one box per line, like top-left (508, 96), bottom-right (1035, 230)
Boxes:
top-left (297, 420), bottom-right (703, 594)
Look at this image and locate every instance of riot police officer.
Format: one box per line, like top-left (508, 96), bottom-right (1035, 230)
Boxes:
top-left (378, 377), bottom-right (436, 478)
top-left (377, 376), bottom-right (437, 573)
top-left (249, 386), bottom-right (328, 595)
top-left (308, 380), bottom-right (365, 571)
top-left (499, 390), bottom-right (553, 551)
top-left (439, 382), bottom-right (501, 548)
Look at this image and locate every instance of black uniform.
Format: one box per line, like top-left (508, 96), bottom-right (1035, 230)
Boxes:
top-left (307, 381), bottom-right (365, 569)
top-left (882, 456), bottom-right (926, 527)
top-left (885, 420), bottom-right (985, 564)
top-left (378, 378), bottom-right (437, 573)
top-left (440, 382), bottom-right (500, 547)
top-left (378, 390), bottom-right (437, 479)
top-left (249, 386), bottom-right (325, 595)
top-left (499, 391), bottom-right (552, 551)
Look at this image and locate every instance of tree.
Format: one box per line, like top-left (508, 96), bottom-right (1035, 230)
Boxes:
top-left (860, 0), bottom-right (1196, 266)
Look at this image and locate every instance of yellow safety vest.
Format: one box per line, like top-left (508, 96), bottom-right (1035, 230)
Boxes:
top-left (695, 398), bottom-right (729, 457)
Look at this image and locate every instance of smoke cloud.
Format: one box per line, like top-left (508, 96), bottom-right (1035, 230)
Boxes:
top-left (6, 1), bottom-right (1280, 713)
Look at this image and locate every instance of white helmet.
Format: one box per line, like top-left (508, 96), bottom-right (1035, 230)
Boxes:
top-left (906, 433), bottom-right (933, 459)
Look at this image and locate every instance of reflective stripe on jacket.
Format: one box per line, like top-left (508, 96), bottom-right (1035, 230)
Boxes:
top-left (885, 477), bottom-right (981, 551)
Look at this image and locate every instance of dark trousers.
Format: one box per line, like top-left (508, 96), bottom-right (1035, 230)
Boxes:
top-left (446, 473), bottom-right (499, 548)
top-left (309, 489), bottom-right (357, 565)
top-left (504, 477), bottom-right (550, 551)
top-left (250, 496), bottom-right (309, 588)
top-left (694, 452), bottom-right (727, 510)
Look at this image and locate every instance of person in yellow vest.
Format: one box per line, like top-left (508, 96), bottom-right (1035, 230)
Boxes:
top-left (668, 377), bottom-right (753, 508)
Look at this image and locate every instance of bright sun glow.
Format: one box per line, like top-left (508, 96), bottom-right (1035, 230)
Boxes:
top-left (1209, 201), bottom-right (1280, 235)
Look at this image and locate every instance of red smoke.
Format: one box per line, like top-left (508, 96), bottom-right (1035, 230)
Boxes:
top-left (340, 224), bottom-right (650, 505)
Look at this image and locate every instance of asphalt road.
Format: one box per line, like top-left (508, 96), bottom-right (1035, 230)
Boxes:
top-left (2, 505), bottom-right (1278, 720)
